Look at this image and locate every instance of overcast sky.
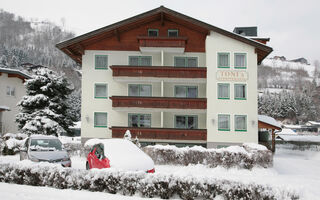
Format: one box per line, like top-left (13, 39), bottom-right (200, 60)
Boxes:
top-left (1, 0), bottom-right (319, 63)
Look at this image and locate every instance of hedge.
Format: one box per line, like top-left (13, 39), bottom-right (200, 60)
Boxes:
top-left (0, 161), bottom-right (298, 199)
top-left (143, 143), bottom-right (273, 169)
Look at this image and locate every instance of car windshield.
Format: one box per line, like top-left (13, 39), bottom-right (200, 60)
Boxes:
top-left (29, 138), bottom-right (62, 151)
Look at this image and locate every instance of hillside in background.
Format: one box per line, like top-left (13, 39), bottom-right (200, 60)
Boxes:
top-left (0, 9), bottom-right (81, 89)
top-left (0, 9), bottom-right (81, 121)
top-left (258, 57), bottom-right (320, 124)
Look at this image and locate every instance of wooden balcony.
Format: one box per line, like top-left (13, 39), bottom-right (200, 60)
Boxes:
top-left (137, 36), bottom-right (187, 48)
top-left (110, 96), bottom-right (207, 110)
top-left (110, 126), bottom-right (207, 141)
top-left (110, 65), bottom-right (206, 79)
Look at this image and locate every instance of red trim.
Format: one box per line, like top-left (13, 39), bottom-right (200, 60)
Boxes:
top-left (110, 65), bottom-right (206, 78)
top-left (110, 96), bottom-right (207, 109)
top-left (110, 126), bottom-right (207, 141)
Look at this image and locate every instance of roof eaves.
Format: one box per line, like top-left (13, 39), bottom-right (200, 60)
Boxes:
top-left (0, 68), bottom-right (31, 79)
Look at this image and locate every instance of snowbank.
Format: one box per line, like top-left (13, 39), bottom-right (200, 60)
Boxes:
top-left (0, 161), bottom-right (298, 199)
top-left (277, 128), bottom-right (298, 135)
top-left (143, 144), bottom-right (272, 169)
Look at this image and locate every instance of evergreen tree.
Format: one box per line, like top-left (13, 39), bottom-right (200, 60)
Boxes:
top-left (16, 68), bottom-right (74, 136)
top-left (66, 89), bottom-right (81, 122)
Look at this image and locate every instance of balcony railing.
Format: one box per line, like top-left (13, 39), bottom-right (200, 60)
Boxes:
top-left (110, 96), bottom-right (207, 110)
top-left (110, 65), bottom-right (207, 79)
top-left (110, 126), bottom-right (207, 141)
top-left (137, 36), bottom-right (187, 48)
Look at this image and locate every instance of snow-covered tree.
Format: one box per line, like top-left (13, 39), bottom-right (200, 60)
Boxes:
top-left (16, 68), bottom-right (74, 136)
top-left (124, 130), bottom-right (132, 141)
top-left (66, 89), bottom-right (81, 122)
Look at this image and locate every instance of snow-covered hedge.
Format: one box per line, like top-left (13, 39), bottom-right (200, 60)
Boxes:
top-left (0, 161), bottom-right (297, 199)
top-left (143, 143), bottom-right (273, 169)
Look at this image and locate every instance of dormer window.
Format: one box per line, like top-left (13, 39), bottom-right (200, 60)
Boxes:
top-left (148, 29), bottom-right (158, 37)
top-left (168, 29), bottom-right (178, 37)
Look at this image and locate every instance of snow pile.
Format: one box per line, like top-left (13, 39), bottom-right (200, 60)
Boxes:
top-left (85, 139), bottom-right (154, 171)
top-left (143, 144), bottom-right (272, 169)
top-left (277, 128), bottom-right (298, 135)
top-left (0, 161), bottom-right (298, 199)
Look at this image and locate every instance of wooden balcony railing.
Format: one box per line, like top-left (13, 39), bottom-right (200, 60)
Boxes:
top-left (110, 126), bottom-right (207, 141)
top-left (110, 96), bottom-right (207, 110)
top-left (110, 65), bottom-right (207, 78)
top-left (137, 36), bottom-right (187, 48)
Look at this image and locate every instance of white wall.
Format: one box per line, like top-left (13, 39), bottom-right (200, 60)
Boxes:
top-left (206, 31), bottom-right (258, 146)
top-left (81, 50), bottom-right (206, 140)
top-left (0, 73), bottom-right (26, 134)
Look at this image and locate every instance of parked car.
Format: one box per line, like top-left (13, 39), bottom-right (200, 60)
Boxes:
top-left (86, 139), bottom-right (155, 173)
top-left (20, 135), bottom-right (71, 167)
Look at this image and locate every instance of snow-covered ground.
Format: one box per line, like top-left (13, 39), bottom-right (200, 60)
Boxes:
top-left (0, 182), bottom-right (161, 200)
top-left (1, 147), bottom-right (320, 199)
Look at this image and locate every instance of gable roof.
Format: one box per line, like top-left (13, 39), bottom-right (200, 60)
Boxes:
top-left (0, 67), bottom-right (31, 82)
top-left (56, 6), bottom-right (272, 64)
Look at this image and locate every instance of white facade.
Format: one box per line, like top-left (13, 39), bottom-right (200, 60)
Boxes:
top-left (80, 31), bottom-right (259, 147)
top-left (0, 71), bottom-right (27, 135)
top-left (206, 31), bottom-right (258, 148)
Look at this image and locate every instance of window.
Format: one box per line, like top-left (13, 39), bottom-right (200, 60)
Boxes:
top-left (148, 29), bottom-right (158, 37)
top-left (95, 55), bottom-right (108, 69)
top-left (234, 53), bottom-right (246, 68)
top-left (218, 53), bottom-right (230, 68)
top-left (128, 114), bottom-right (151, 127)
top-left (175, 115), bottom-right (198, 129)
top-left (218, 114), bottom-right (230, 131)
top-left (95, 84), bottom-right (108, 98)
top-left (235, 115), bottom-right (247, 131)
top-left (218, 83), bottom-right (230, 99)
top-left (174, 57), bottom-right (198, 67)
top-left (6, 86), bottom-right (15, 96)
top-left (168, 29), bottom-right (178, 37)
top-left (174, 86), bottom-right (198, 98)
top-left (129, 56), bottom-right (152, 66)
top-left (234, 84), bottom-right (246, 100)
top-left (94, 112), bottom-right (108, 127)
top-left (128, 84), bottom-right (152, 96)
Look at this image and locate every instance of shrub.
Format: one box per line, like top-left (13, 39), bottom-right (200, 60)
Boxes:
top-left (0, 162), bottom-right (298, 199)
top-left (143, 143), bottom-right (273, 169)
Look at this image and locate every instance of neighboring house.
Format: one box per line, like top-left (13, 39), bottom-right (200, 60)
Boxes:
top-left (0, 68), bottom-right (31, 135)
top-left (56, 6), bottom-right (272, 148)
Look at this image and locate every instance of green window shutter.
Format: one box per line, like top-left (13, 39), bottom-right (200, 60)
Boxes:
top-left (95, 55), bottom-right (108, 69)
top-left (94, 112), bottom-right (108, 127)
top-left (235, 115), bottom-right (247, 131)
top-left (234, 84), bottom-right (246, 100)
top-left (218, 53), bottom-right (230, 68)
top-left (148, 29), bottom-right (158, 37)
top-left (218, 114), bottom-right (230, 131)
top-left (168, 29), bottom-right (179, 37)
top-left (129, 56), bottom-right (139, 66)
top-left (218, 83), bottom-right (230, 99)
top-left (186, 57), bottom-right (198, 67)
top-left (174, 57), bottom-right (186, 67)
top-left (95, 84), bottom-right (108, 98)
top-left (234, 53), bottom-right (247, 68)
top-left (140, 56), bottom-right (152, 66)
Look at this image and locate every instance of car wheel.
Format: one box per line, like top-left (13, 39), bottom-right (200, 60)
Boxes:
top-left (86, 162), bottom-right (90, 170)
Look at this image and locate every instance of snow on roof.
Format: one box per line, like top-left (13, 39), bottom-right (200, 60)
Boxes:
top-left (283, 124), bottom-right (302, 129)
top-left (307, 121), bottom-right (320, 125)
top-left (276, 128), bottom-right (298, 135)
top-left (0, 67), bottom-right (31, 79)
top-left (0, 105), bottom-right (10, 111)
top-left (258, 115), bottom-right (281, 129)
top-left (29, 134), bottom-right (58, 139)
